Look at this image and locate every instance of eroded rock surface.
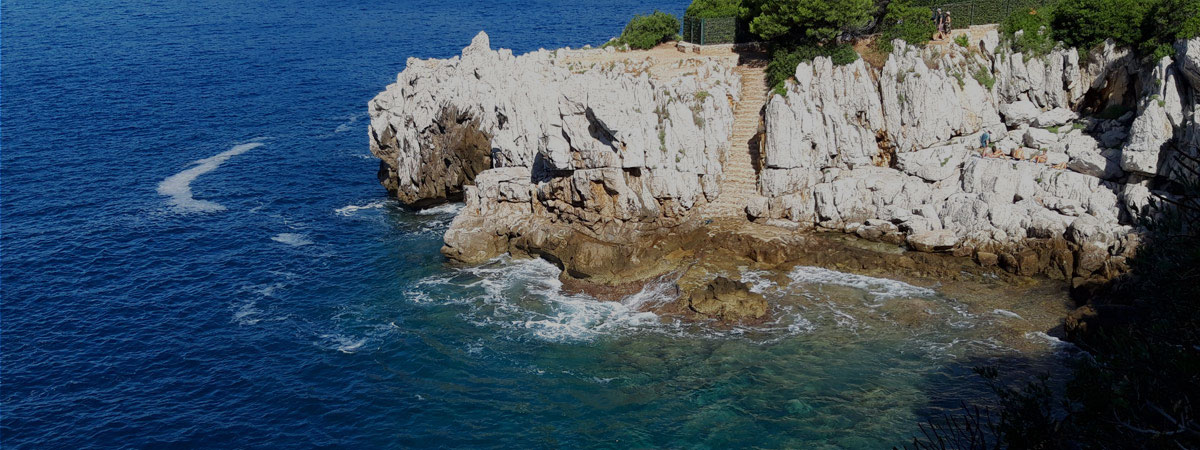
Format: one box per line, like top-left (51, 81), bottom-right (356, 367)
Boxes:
top-left (753, 35), bottom-right (1200, 281)
top-left (368, 31), bottom-right (1200, 320)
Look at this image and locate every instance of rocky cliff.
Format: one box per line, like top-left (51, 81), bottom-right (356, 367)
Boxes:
top-left (369, 31), bottom-right (1200, 317)
top-left (750, 34), bottom-right (1200, 282)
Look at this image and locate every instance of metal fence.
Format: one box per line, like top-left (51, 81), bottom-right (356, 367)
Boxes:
top-left (681, 16), bottom-right (738, 45)
top-left (915, 0), bottom-right (1056, 28)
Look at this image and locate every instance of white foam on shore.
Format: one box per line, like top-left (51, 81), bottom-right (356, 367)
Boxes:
top-left (157, 142), bottom-right (263, 212)
top-left (993, 309), bottom-right (1025, 320)
top-left (417, 203), bottom-right (464, 215)
top-left (787, 266), bottom-right (936, 300)
top-left (408, 256), bottom-right (666, 342)
top-left (334, 200), bottom-right (388, 216)
top-left (271, 233), bottom-right (312, 246)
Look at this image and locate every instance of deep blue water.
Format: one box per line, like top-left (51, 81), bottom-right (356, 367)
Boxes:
top-left (2, 1), bottom-right (1069, 448)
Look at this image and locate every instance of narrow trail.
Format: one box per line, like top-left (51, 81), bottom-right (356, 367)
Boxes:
top-left (704, 64), bottom-right (768, 219)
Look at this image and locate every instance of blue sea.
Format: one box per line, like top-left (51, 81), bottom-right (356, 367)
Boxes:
top-left (1, 1), bottom-right (1070, 448)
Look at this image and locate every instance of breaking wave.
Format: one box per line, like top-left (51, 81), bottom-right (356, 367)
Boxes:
top-left (271, 233), bottom-right (312, 246)
top-left (787, 266), bottom-right (937, 300)
top-left (416, 203), bottom-right (464, 215)
top-left (334, 200), bottom-right (389, 216)
top-left (157, 142), bottom-right (263, 212)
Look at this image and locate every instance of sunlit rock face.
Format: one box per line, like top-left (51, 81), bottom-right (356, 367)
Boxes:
top-left (754, 35), bottom-right (1200, 280)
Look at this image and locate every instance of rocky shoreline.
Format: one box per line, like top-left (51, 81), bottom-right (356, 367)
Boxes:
top-left (368, 31), bottom-right (1200, 322)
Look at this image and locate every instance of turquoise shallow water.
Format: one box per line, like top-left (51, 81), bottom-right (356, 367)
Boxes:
top-left (1, 0), bottom-right (1073, 447)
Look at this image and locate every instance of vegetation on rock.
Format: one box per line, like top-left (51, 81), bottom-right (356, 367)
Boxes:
top-left (684, 0), bottom-right (743, 19)
top-left (613, 11), bottom-right (680, 50)
top-left (999, 0), bottom-right (1200, 60)
top-left (875, 0), bottom-right (937, 53)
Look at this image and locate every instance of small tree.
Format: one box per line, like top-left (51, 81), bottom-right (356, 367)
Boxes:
top-left (1051, 0), bottom-right (1148, 51)
top-left (876, 0), bottom-right (936, 53)
top-left (745, 0), bottom-right (875, 43)
top-left (616, 11), bottom-right (681, 50)
top-left (686, 0), bottom-right (743, 18)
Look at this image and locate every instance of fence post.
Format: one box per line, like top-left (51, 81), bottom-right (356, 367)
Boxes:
top-left (701, 19), bottom-right (706, 45)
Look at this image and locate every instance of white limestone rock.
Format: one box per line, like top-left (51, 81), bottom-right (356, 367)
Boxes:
top-left (1033, 108), bottom-right (1077, 127)
top-left (895, 144), bottom-right (969, 182)
top-left (1000, 100), bottom-right (1040, 126)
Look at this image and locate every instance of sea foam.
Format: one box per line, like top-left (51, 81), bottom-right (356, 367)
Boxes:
top-left (334, 200), bottom-right (388, 216)
top-left (787, 266), bottom-right (936, 300)
top-left (271, 233), bottom-right (312, 246)
top-left (157, 142), bottom-right (263, 212)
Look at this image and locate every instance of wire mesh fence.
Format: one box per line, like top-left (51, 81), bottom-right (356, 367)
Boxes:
top-left (681, 16), bottom-right (739, 45)
top-left (914, 0), bottom-right (1056, 28)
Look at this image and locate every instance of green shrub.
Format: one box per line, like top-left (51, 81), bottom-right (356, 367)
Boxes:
top-left (616, 11), bottom-right (681, 50)
top-left (1141, 0), bottom-right (1200, 60)
top-left (685, 0), bottom-right (742, 18)
top-left (876, 0), bottom-right (936, 53)
top-left (747, 0), bottom-right (875, 43)
top-left (973, 66), bottom-right (996, 90)
top-left (1052, 0), bottom-right (1148, 51)
top-left (766, 43), bottom-right (859, 94)
top-left (954, 34), bottom-right (969, 48)
top-left (1002, 6), bottom-right (1055, 56)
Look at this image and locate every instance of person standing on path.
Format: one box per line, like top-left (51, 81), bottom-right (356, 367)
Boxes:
top-left (933, 8), bottom-right (943, 39)
top-left (943, 11), bottom-right (952, 38)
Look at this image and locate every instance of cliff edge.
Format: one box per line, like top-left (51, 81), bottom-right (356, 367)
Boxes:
top-left (369, 31), bottom-right (1200, 318)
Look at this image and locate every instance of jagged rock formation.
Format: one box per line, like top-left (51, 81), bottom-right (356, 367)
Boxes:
top-left (368, 30), bottom-right (1199, 312)
top-left (370, 32), bottom-right (739, 218)
top-left (750, 34), bottom-right (1200, 281)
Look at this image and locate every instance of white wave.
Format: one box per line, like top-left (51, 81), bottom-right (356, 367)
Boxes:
top-left (787, 266), bottom-right (936, 300)
top-left (233, 301), bottom-right (262, 325)
top-left (739, 269), bottom-right (776, 294)
top-left (1024, 331), bottom-right (1074, 350)
top-left (271, 233), bottom-right (312, 246)
top-left (992, 309), bottom-right (1025, 320)
top-left (320, 334), bottom-right (367, 353)
top-left (334, 200), bottom-right (388, 216)
top-left (157, 142), bottom-right (263, 212)
top-left (416, 202), bottom-right (465, 215)
top-left (333, 112), bottom-right (365, 133)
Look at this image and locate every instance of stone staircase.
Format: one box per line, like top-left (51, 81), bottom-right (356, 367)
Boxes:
top-left (705, 65), bottom-right (767, 219)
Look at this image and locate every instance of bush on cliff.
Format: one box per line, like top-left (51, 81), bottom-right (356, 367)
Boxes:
top-left (875, 0), bottom-right (936, 53)
top-left (1051, 0), bottom-right (1148, 51)
top-left (745, 0), bottom-right (875, 43)
top-left (685, 0), bottom-right (743, 18)
top-left (1001, 5), bottom-right (1056, 57)
top-left (615, 11), bottom-right (681, 50)
top-left (766, 43), bottom-right (858, 95)
top-left (1000, 0), bottom-right (1200, 61)
top-left (1139, 0), bottom-right (1200, 60)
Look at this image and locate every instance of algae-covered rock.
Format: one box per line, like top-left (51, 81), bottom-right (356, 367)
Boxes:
top-left (687, 276), bottom-right (767, 321)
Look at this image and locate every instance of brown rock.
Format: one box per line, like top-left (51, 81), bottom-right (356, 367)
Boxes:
top-left (907, 230), bottom-right (957, 252)
top-left (687, 277), bottom-right (768, 322)
top-left (975, 251), bottom-right (999, 266)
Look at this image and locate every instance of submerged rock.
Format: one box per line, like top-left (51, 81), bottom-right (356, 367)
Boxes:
top-left (687, 276), bottom-right (768, 321)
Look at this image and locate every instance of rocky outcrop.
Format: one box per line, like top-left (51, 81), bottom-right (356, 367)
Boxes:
top-left (370, 31), bottom-right (739, 219)
top-left (369, 30), bottom-right (1199, 315)
top-left (685, 276), bottom-right (768, 321)
top-left (752, 34), bottom-right (1200, 281)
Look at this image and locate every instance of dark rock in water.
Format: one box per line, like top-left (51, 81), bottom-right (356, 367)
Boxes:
top-left (687, 276), bottom-right (767, 322)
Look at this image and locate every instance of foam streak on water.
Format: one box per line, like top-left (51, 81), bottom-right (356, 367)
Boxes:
top-left (788, 265), bottom-right (937, 300)
top-left (156, 142), bottom-right (263, 212)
